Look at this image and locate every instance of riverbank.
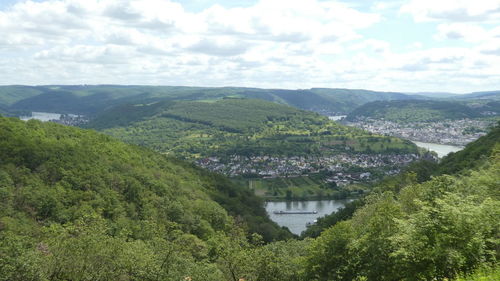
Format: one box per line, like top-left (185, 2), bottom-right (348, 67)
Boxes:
top-left (232, 175), bottom-right (366, 201)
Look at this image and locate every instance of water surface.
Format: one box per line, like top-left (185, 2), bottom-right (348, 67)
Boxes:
top-left (265, 199), bottom-right (352, 235)
top-left (20, 112), bottom-right (61, 122)
top-left (412, 141), bottom-right (463, 158)
top-left (328, 115), bottom-right (347, 121)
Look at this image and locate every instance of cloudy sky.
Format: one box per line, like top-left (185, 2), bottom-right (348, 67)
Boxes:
top-left (1, 0), bottom-right (499, 92)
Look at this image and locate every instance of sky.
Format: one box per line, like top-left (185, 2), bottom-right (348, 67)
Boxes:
top-left (0, 0), bottom-right (499, 93)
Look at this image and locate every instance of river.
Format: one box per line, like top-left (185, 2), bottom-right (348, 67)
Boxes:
top-left (412, 141), bottom-right (464, 158)
top-left (265, 199), bottom-right (352, 235)
top-left (328, 115), bottom-right (347, 121)
top-left (20, 112), bottom-right (62, 122)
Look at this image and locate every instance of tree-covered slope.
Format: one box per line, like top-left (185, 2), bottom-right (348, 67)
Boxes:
top-left (0, 117), bottom-right (293, 241)
top-left (1, 118), bottom-right (498, 281)
top-left (0, 116), bottom-right (302, 279)
top-left (345, 99), bottom-right (491, 122)
top-left (438, 122), bottom-right (500, 175)
top-left (457, 91), bottom-right (500, 101)
top-left (3, 85), bottom-right (500, 118)
top-left (0, 85), bottom-right (45, 107)
top-left (308, 88), bottom-right (422, 113)
top-left (302, 123), bottom-right (500, 238)
top-left (2, 85), bottom-right (423, 116)
top-left (302, 130), bottom-right (500, 280)
top-left (85, 98), bottom-right (418, 159)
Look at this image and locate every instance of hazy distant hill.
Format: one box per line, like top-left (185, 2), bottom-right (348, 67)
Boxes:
top-left (0, 85), bottom-right (45, 106)
top-left (1, 85), bottom-right (423, 116)
top-left (346, 99), bottom-right (499, 122)
top-left (4, 85), bottom-right (499, 120)
top-left (307, 88), bottom-right (421, 113)
top-left (405, 92), bottom-right (458, 98)
top-left (456, 90), bottom-right (500, 100)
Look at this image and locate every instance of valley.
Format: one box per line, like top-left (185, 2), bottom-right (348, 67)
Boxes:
top-left (6, 88), bottom-right (499, 201)
top-left (82, 98), bottom-right (423, 200)
top-left (2, 0), bottom-right (500, 278)
top-left (0, 86), bottom-right (498, 281)
top-left (1, 114), bottom-right (498, 281)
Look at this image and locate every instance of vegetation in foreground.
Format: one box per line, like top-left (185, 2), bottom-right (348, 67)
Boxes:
top-left (454, 266), bottom-right (500, 281)
top-left (1, 117), bottom-right (499, 280)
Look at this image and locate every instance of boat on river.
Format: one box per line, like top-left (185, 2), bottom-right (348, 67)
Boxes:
top-left (273, 210), bottom-right (318, 214)
top-left (306, 219), bottom-right (318, 227)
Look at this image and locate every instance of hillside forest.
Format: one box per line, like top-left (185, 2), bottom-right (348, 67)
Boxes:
top-left (0, 117), bottom-right (499, 280)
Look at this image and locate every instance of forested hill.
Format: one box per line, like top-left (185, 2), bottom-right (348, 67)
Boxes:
top-left (300, 123), bottom-right (500, 280)
top-left (457, 90), bottom-right (500, 100)
top-left (0, 116), bottom-right (299, 279)
top-left (1, 85), bottom-right (419, 116)
top-left (438, 122), bottom-right (500, 175)
top-left (85, 98), bottom-right (418, 158)
top-left (302, 122), bottom-right (500, 238)
top-left (303, 144), bottom-right (500, 280)
top-left (3, 85), bottom-right (500, 118)
top-left (345, 99), bottom-right (499, 122)
top-left (1, 114), bottom-right (499, 280)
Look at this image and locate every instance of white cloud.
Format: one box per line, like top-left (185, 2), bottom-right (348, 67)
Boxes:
top-left (401, 0), bottom-right (500, 22)
top-left (479, 39), bottom-right (500, 55)
top-left (0, 0), bottom-right (499, 92)
top-left (353, 39), bottom-right (391, 54)
top-left (0, 0), bottom-right (382, 86)
top-left (435, 23), bottom-right (488, 42)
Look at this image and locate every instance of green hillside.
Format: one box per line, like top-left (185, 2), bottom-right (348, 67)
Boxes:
top-left (308, 88), bottom-right (422, 113)
top-left (0, 116), bottom-right (303, 280)
top-left (1, 117), bottom-right (498, 281)
top-left (0, 117), bottom-right (296, 277)
top-left (301, 125), bottom-right (500, 280)
top-left (438, 122), bottom-right (500, 175)
top-left (86, 98), bottom-right (417, 159)
top-left (345, 99), bottom-right (496, 122)
top-left (0, 85), bottom-right (45, 106)
top-left (2, 85), bottom-right (500, 118)
top-left (457, 90), bottom-right (500, 101)
top-left (2, 85), bottom-right (419, 116)
top-left (302, 123), bottom-right (500, 238)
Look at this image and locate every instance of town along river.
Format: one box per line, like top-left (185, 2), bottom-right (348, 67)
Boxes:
top-left (265, 199), bottom-right (352, 235)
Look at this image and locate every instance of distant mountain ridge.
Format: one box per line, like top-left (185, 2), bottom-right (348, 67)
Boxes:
top-left (2, 85), bottom-right (499, 119)
top-left (346, 99), bottom-right (499, 122)
top-left (0, 85), bottom-right (453, 116)
top-left (405, 92), bottom-right (458, 98)
top-left (456, 90), bottom-right (500, 100)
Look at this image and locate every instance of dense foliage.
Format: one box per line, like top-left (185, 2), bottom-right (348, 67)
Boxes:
top-left (303, 143), bottom-right (500, 280)
top-left (301, 123), bottom-right (500, 239)
top-left (438, 123), bottom-right (500, 175)
top-left (0, 117), bottom-right (299, 280)
top-left (1, 117), bottom-right (498, 281)
top-left (86, 99), bottom-right (418, 159)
